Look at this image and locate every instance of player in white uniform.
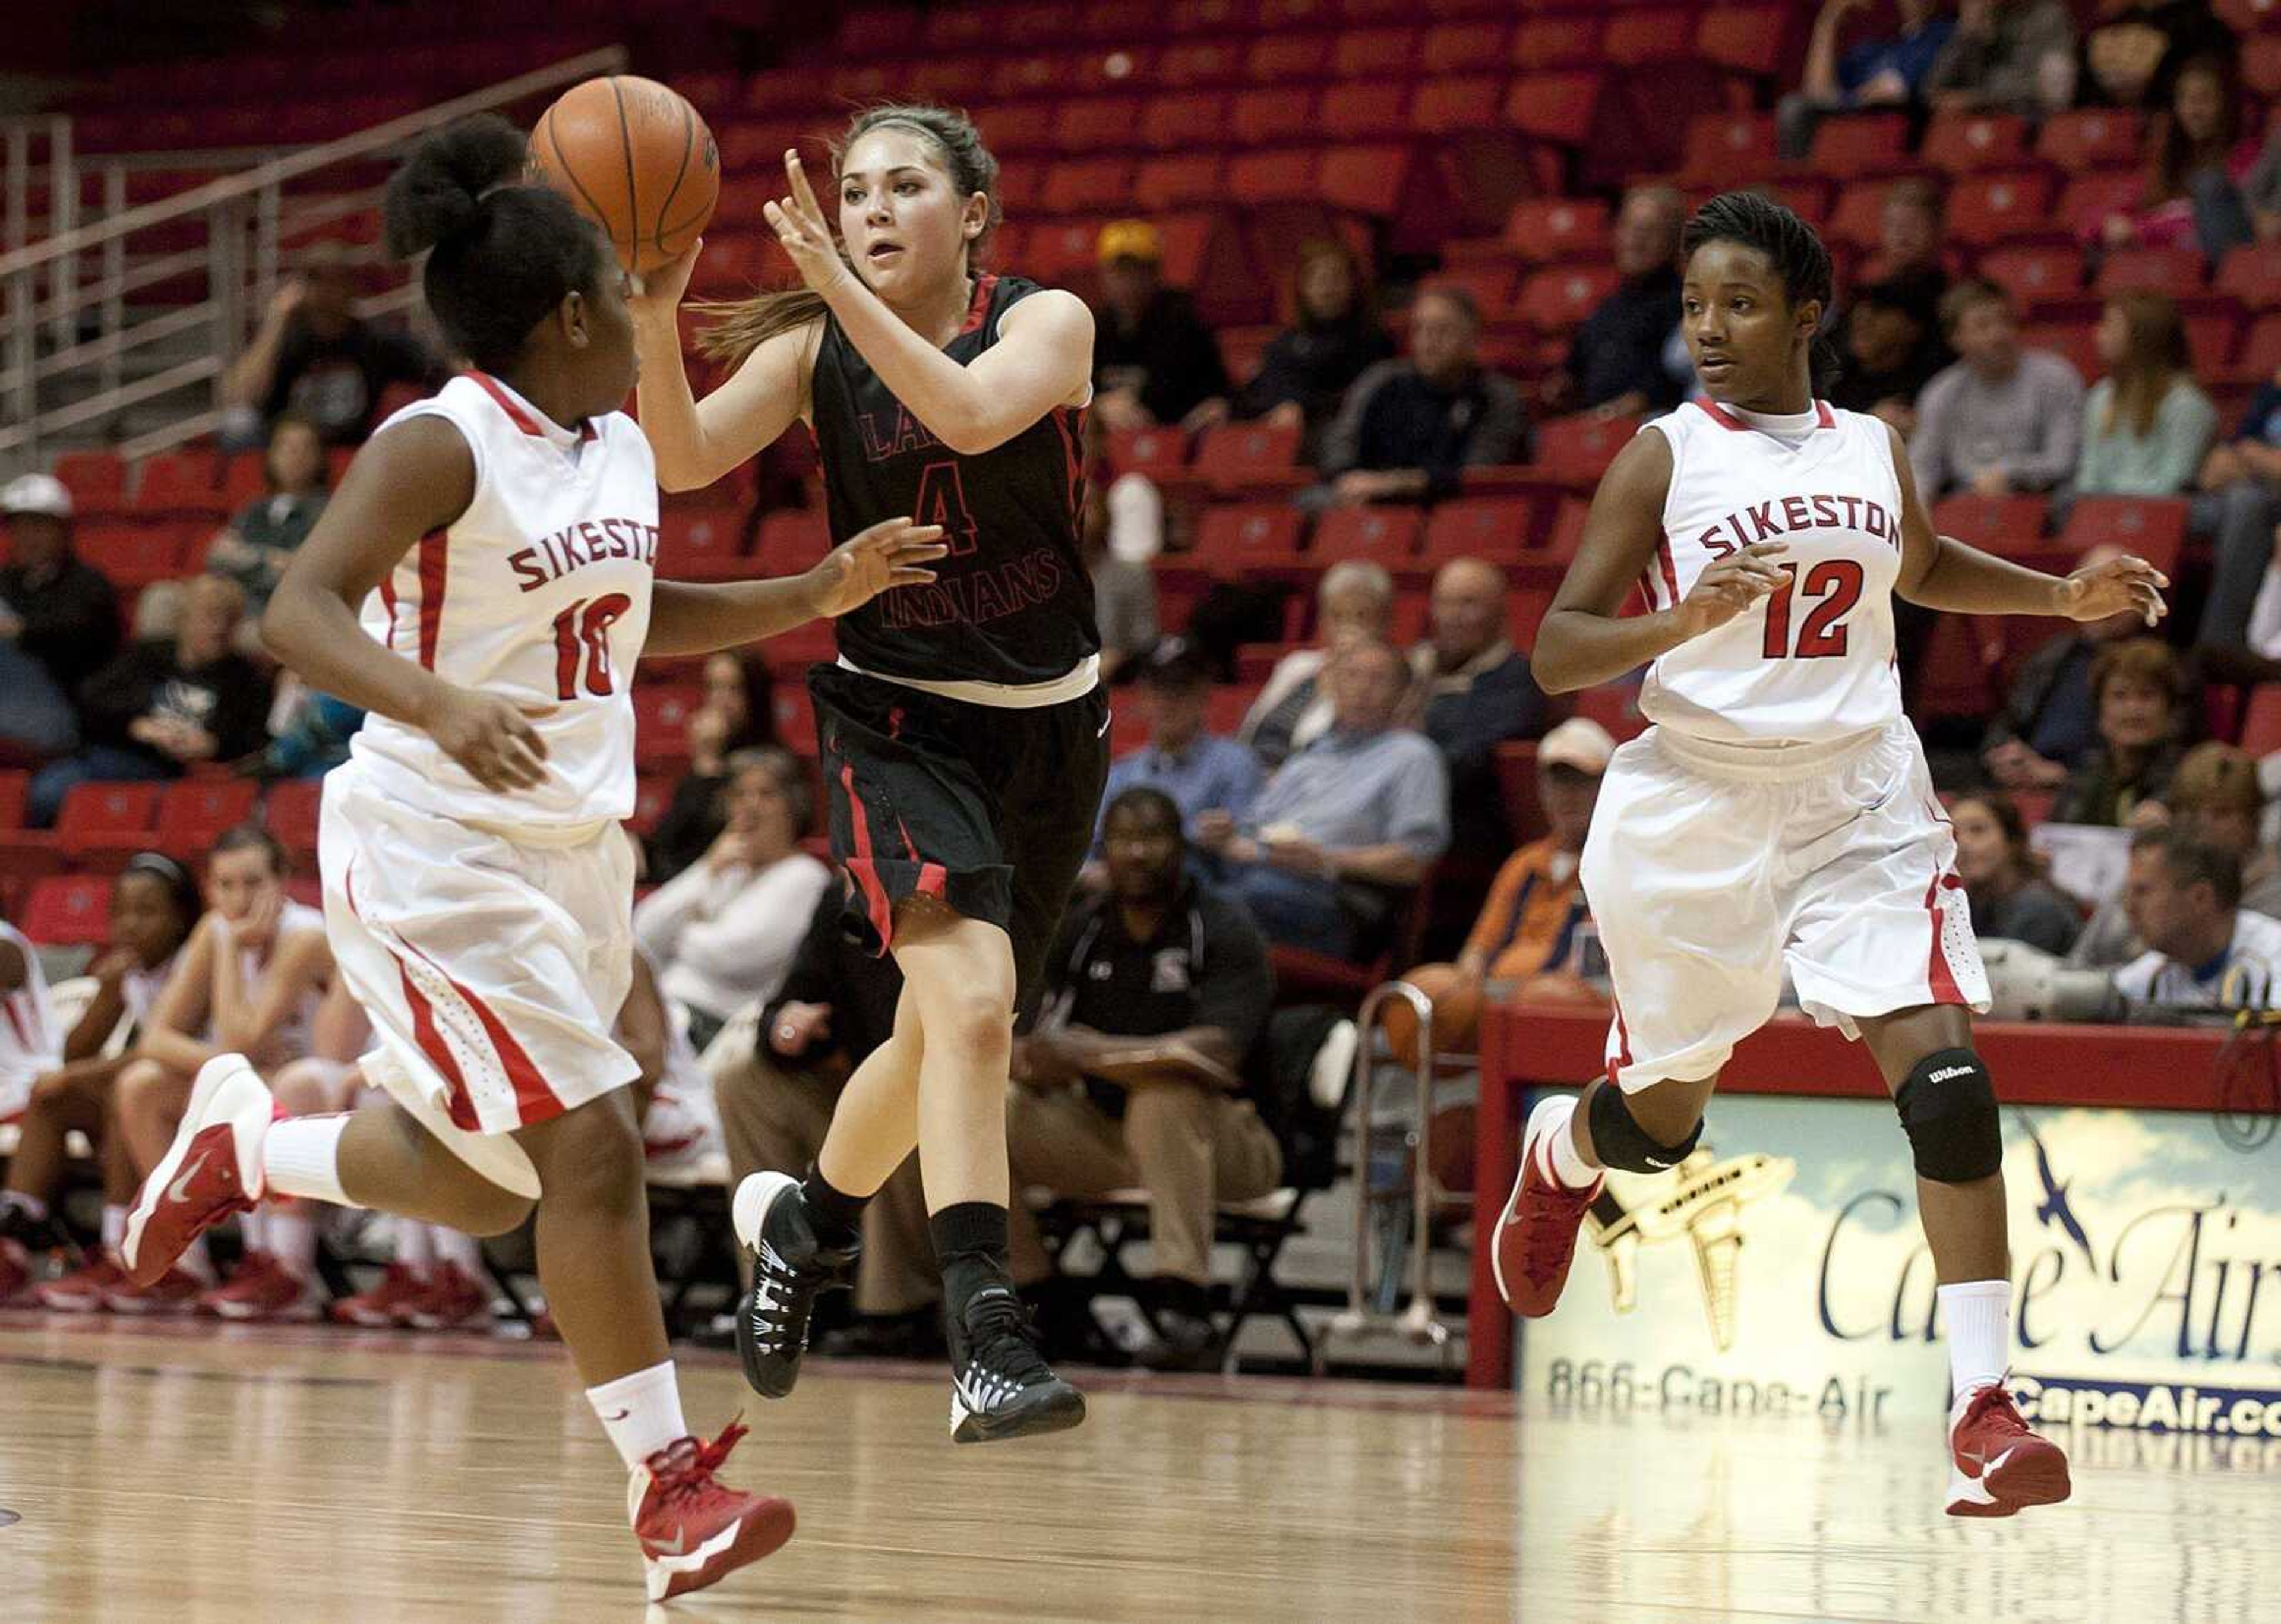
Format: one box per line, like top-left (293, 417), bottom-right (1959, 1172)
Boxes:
top-left (117, 117), bottom-right (943, 1603)
top-left (0, 918), bottom-right (61, 1125)
top-left (1495, 194), bottom-right (2168, 1520)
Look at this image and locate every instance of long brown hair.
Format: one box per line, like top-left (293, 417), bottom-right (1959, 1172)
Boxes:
top-left (2100, 291), bottom-right (2190, 440)
top-left (696, 103), bottom-right (1002, 366)
top-left (2149, 56), bottom-right (2240, 203)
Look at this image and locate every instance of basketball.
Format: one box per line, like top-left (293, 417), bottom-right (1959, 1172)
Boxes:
top-left (529, 74), bottom-right (717, 277)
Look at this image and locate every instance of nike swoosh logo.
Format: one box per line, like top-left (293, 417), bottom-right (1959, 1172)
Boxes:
top-left (167, 1151), bottom-right (211, 1206)
top-left (602, 1408), bottom-right (631, 1422)
top-left (649, 1531), bottom-right (688, 1556)
top-left (1097, 715), bottom-right (1112, 738)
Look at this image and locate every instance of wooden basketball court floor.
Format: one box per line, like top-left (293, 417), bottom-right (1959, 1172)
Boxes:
top-left (1, 1315), bottom-right (2274, 1623)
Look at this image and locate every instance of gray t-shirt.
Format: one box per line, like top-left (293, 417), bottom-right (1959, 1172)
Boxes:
top-left (1244, 726), bottom-right (1451, 861)
top-left (1910, 350), bottom-right (2085, 498)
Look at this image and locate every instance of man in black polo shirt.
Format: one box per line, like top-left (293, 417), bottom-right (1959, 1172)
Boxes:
top-left (1007, 786), bottom-right (1282, 1370)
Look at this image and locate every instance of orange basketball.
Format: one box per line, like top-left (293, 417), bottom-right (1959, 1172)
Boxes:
top-left (529, 75), bottom-right (718, 277)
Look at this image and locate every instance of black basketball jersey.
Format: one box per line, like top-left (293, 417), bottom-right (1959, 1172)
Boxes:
top-left (810, 273), bottom-right (1099, 690)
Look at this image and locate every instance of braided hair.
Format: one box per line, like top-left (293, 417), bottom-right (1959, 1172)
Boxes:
top-left (1681, 190), bottom-right (1841, 396)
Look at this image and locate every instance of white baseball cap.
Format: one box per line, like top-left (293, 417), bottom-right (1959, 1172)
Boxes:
top-left (1, 473), bottom-right (72, 520)
top-left (1538, 717), bottom-right (1616, 776)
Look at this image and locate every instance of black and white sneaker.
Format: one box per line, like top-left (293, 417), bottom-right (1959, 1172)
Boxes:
top-left (947, 1286), bottom-right (1086, 1444)
top-left (730, 1171), bottom-right (857, 1400)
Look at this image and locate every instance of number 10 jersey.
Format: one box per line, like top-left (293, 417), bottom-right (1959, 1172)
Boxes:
top-left (1634, 399), bottom-right (1906, 747)
top-left (351, 371), bottom-right (657, 829)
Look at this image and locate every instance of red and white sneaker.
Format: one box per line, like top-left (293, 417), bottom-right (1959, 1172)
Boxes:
top-left (333, 1263), bottom-right (429, 1328)
top-left (630, 1422), bottom-right (795, 1601)
top-left (201, 1252), bottom-right (322, 1322)
top-left (122, 1054), bottom-right (273, 1287)
top-left (1492, 1097), bottom-right (1605, 1317)
top-left (104, 1265), bottom-right (207, 1315)
top-left (402, 1262), bottom-right (492, 1331)
top-left (1947, 1380), bottom-right (2071, 1518)
top-left (36, 1253), bottom-right (125, 1312)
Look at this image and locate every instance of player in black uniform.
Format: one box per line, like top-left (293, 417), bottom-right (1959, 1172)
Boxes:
top-left (633, 105), bottom-right (1103, 1440)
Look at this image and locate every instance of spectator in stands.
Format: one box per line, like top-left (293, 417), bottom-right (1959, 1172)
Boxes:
top-left (1097, 640), bottom-right (1263, 855)
top-left (2076, 0), bottom-right (2239, 112)
top-left (1198, 640), bottom-right (1450, 962)
top-left (1305, 287), bottom-right (1528, 510)
top-left (260, 687), bottom-right (364, 779)
top-left (1562, 186), bottom-right (1686, 419)
top-left (1861, 179), bottom-right (1954, 315)
top-left (1408, 557), bottom-right (1551, 855)
top-left (2198, 365), bottom-right (2281, 653)
top-left (2052, 637), bottom-right (2185, 826)
top-left (646, 650), bottom-right (776, 881)
top-left (2072, 292), bottom-right (2219, 500)
top-left (1983, 544), bottom-right (2144, 789)
top-left (1951, 791), bottom-right (2084, 955)
top-left (1779, 0), bottom-right (1960, 160)
top-left (2165, 741), bottom-right (2281, 912)
top-left (0, 473), bottom-right (118, 759)
top-left (1220, 238), bottom-right (1394, 463)
top-left (1382, 718), bottom-right (1613, 1071)
top-left (0, 853), bottom-right (202, 1309)
top-left (1830, 277), bottom-right (1948, 435)
top-left (711, 881), bottom-right (939, 1357)
top-left (2110, 829), bottom-right (2281, 1012)
top-left (2245, 125), bottom-right (2281, 241)
top-left (1910, 278), bottom-right (2086, 499)
top-left (1090, 220), bottom-right (1231, 434)
top-left (1239, 560), bottom-right (1395, 769)
top-left (1079, 411), bottom-right (1159, 684)
top-left (203, 413), bottom-right (328, 620)
top-left (1925, 0), bottom-right (2078, 114)
top-left (220, 240), bottom-right (444, 448)
top-left (1007, 786), bottom-right (1281, 1372)
top-left (28, 576), bottom-right (271, 826)
top-left (633, 746), bottom-right (832, 1053)
top-left (2091, 56), bottom-right (2259, 256)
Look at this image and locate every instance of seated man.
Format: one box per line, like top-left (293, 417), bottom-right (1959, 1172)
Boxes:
top-left (0, 473), bottom-right (119, 759)
top-left (1385, 719), bottom-right (1614, 1070)
top-left (1910, 278), bottom-right (2084, 501)
top-left (2111, 829), bottom-right (2281, 1012)
top-left (707, 881), bottom-right (939, 1354)
top-left (1095, 639), bottom-right (1264, 857)
top-left (1198, 640), bottom-right (1451, 962)
top-left (1408, 557), bottom-right (1550, 855)
top-left (1007, 788), bottom-right (1281, 1371)
top-left (1560, 185), bottom-right (1685, 419)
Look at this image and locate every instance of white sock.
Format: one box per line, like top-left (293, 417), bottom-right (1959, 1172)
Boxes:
top-left (1938, 1279), bottom-right (2012, 1405)
top-left (100, 1203), bottom-right (126, 1255)
top-left (395, 1218), bottom-right (434, 1272)
top-left (266, 1203), bottom-right (318, 1282)
top-left (1, 1191), bottom-right (48, 1222)
top-left (179, 1234), bottom-right (215, 1284)
top-left (586, 1360), bottom-right (688, 1473)
top-left (238, 1206), bottom-right (268, 1254)
top-left (1533, 1096), bottom-right (1598, 1190)
top-left (263, 1114), bottom-right (353, 1205)
top-left (431, 1228), bottom-right (483, 1278)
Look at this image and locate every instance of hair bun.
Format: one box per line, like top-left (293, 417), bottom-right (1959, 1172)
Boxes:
top-left (383, 114), bottom-right (532, 262)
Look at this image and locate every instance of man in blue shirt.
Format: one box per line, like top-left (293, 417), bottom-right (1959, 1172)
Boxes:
top-left (1094, 640), bottom-right (1264, 860)
top-left (1779, 0), bottom-right (1959, 158)
top-left (2194, 375), bottom-right (2281, 656)
top-left (1196, 640), bottom-right (1450, 962)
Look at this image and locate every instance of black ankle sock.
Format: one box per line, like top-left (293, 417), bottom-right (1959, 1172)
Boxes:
top-left (1154, 1277), bottom-right (1213, 1322)
top-left (801, 1162), bottom-right (868, 1244)
top-left (929, 1201), bottom-right (1012, 1316)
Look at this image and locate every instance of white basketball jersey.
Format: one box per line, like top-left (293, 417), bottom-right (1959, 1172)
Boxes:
top-left (1636, 399), bottom-right (1906, 746)
top-left (350, 372), bottom-right (658, 827)
top-left (0, 922), bottom-right (61, 1114)
top-left (201, 901), bottom-right (328, 1061)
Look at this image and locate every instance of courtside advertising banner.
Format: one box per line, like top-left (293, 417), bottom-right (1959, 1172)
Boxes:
top-left (1517, 1094), bottom-right (2281, 1437)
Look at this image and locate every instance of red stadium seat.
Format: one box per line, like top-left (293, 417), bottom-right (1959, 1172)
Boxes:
top-left (1418, 496), bottom-right (1535, 568)
top-left (74, 521), bottom-right (189, 592)
top-left (1922, 113), bottom-right (2032, 175)
top-left (52, 451), bottom-right (127, 515)
top-left (1318, 82), bottom-right (1411, 139)
top-left (1698, 4), bottom-right (1794, 77)
top-left (1430, 263), bottom-right (1517, 319)
top-left (2056, 496), bottom-right (2188, 577)
top-left (0, 772), bottom-right (24, 830)
top-left (1827, 180), bottom-right (1896, 253)
top-left (131, 452), bottom-right (222, 518)
top-left (2244, 314), bottom-right (2281, 380)
top-left (1332, 27), bottom-right (1420, 79)
top-left (1158, 39), bottom-right (1246, 87)
top-left (1679, 112), bottom-right (1776, 187)
top-left (1228, 149), bottom-right (1321, 205)
top-left (1944, 171), bottom-right (2055, 246)
top-left (1319, 144), bottom-right (1415, 216)
top-left (2185, 311), bottom-right (2241, 373)
top-left (1042, 157), bottom-right (1136, 216)
top-left (1422, 21), bottom-right (1508, 76)
top-left (1979, 246), bottom-right (2086, 309)
top-left (1245, 33), bottom-right (1334, 82)
top-left (1516, 266), bottom-right (1619, 333)
top-left (754, 510), bottom-right (830, 576)
top-left (20, 875), bottom-right (115, 948)
top-left (1511, 15), bottom-right (1602, 71)
top-left (1805, 114), bottom-right (1911, 179)
top-left (2020, 321), bottom-right (2102, 382)
top-left (1538, 495), bottom-right (1591, 562)
top-left (1530, 415), bottom-right (1637, 488)
top-left (1571, 681), bottom-right (1647, 743)
top-left (1192, 422), bottom-right (1305, 493)
top-left (2094, 246), bottom-right (2204, 299)
top-left (2216, 243), bottom-right (2281, 312)
top-left (2245, 33), bottom-right (2281, 102)
top-left (1500, 197), bottom-right (1609, 265)
top-left (1231, 86), bottom-right (1318, 147)
top-left (2037, 110), bottom-right (2144, 173)
top-left (1054, 98), bottom-right (1146, 155)
top-left (1194, 504), bottom-right (1307, 572)
top-left (264, 778), bottom-right (323, 863)
top-left (2242, 686), bottom-right (2281, 759)
top-left (1106, 428), bottom-right (1189, 480)
top-left (1312, 505), bottom-right (1424, 565)
top-left (218, 453), bottom-right (270, 514)
top-left (1410, 74), bottom-right (1508, 136)
top-left (657, 507), bottom-right (750, 581)
top-left (628, 775), bottom-right (674, 838)
top-left (1134, 154), bottom-right (1226, 210)
top-left (2056, 170), bottom-right (2148, 236)
top-left (1501, 72), bottom-right (1604, 146)
top-left (633, 686), bottom-right (704, 772)
top-left (156, 778), bottom-right (261, 861)
top-left (1603, 8), bottom-right (1696, 68)
top-left (55, 782), bottom-right (163, 866)
top-left (1932, 493), bottom-right (2051, 555)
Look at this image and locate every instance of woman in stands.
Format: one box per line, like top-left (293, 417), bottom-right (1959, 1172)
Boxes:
top-left (632, 104), bottom-right (1105, 1441)
top-left (116, 116), bottom-right (939, 1601)
top-left (1502, 191), bottom-right (2168, 1519)
top-left (0, 853), bottom-right (201, 1310)
top-left (112, 824), bottom-right (331, 1318)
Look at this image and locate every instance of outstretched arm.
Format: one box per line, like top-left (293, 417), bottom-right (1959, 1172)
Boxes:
top-left (645, 517), bottom-right (946, 656)
top-left (630, 251), bottom-right (822, 494)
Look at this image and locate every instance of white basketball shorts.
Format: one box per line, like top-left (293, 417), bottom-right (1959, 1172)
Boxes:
top-left (1581, 720), bottom-right (1989, 1092)
top-left (319, 762), bottom-right (640, 1198)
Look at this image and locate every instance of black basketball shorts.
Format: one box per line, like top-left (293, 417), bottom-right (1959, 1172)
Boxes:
top-left (810, 662), bottom-right (1110, 1022)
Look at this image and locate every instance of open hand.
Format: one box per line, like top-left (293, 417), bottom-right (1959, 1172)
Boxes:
top-left (2056, 552), bottom-right (2167, 628)
top-left (770, 1001), bottom-right (832, 1056)
top-left (1673, 543), bottom-right (1787, 639)
top-left (763, 151), bottom-right (851, 297)
top-left (805, 517), bottom-right (947, 618)
top-left (424, 684), bottom-right (552, 792)
top-left (628, 238), bottom-right (703, 317)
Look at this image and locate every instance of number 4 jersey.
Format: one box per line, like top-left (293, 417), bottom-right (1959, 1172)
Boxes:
top-left (1635, 399), bottom-right (1905, 747)
top-left (351, 371), bottom-right (656, 828)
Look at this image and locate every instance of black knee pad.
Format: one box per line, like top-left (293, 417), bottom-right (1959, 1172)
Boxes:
top-left (1587, 1083), bottom-right (1704, 1174)
top-left (1895, 1047), bottom-right (2002, 1183)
